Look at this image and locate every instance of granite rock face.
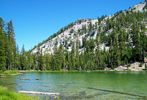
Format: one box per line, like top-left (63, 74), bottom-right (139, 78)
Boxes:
top-left (32, 2), bottom-right (147, 55)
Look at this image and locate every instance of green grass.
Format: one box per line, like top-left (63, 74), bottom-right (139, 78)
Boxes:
top-left (0, 70), bottom-right (19, 76)
top-left (0, 86), bottom-right (40, 100)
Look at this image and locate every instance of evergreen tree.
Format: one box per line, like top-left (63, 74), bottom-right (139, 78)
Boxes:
top-left (95, 35), bottom-right (101, 69)
top-left (131, 20), bottom-right (142, 61)
top-left (3, 31), bottom-right (8, 69)
top-left (0, 18), bottom-right (6, 71)
top-left (45, 53), bottom-right (51, 70)
top-left (109, 29), bottom-right (120, 68)
top-left (99, 26), bottom-right (101, 33)
top-left (140, 23), bottom-right (147, 62)
top-left (89, 38), bottom-right (95, 52)
top-left (37, 49), bottom-right (44, 70)
top-left (15, 45), bottom-right (20, 69)
top-left (76, 39), bottom-right (79, 70)
top-left (32, 53), bottom-right (37, 70)
top-left (5, 20), bottom-right (16, 70)
top-left (58, 44), bottom-right (64, 70)
top-left (68, 52), bottom-right (72, 71)
top-left (51, 55), bottom-right (56, 71)
top-left (20, 44), bottom-right (26, 70)
top-left (26, 52), bottom-right (33, 70)
top-left (118, 28), bottom-right (126, 64)
top-left (71, 42), bottom-right (75, 70)
top-left (95, 22), bottom-right (98, 29)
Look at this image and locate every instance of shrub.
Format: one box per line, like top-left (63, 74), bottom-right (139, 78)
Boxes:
top-left (139, 63), bottom-right (143, 67)
top-left (79, 19), bottom-right (82, 24)
top-left (70, 29), bottom-right (74, 33)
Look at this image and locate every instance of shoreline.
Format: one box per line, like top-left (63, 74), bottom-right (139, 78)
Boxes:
top-left (0, 70), bottom-right (24, 77)
top-left (0, 68), bottom-right (146, 77)
top-left (18, 69), bottom-right (147, 73)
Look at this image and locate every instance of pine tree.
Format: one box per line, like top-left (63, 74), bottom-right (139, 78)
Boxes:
top-left (5, 20), bottom-right (16, 70)
top-left (37, 49), bottom-right (44, 70)
top-left (0, 18), bottom-right (6, 71)
top-left (118, 28), bottom-right (126, 64)
top-left (71, 42), bottom-right (75, 70)
top-left (26, 52), bottom-right (33, 70)
top-left (3, 31), bottom-right (8, 70)
top-left (44, 53), bottom-right (51, 70)
top-left (95, 22), bottom-right (98, 29)
top-left (95, 35), bottom-right (101, 69)
top-left (109, 29), bottom-right (120, 68)
top-left (68, 52), bottom-right (72, 71)
top-left (82, 49), bottom-right (87, 70)
top-left (89, 39), bottom-right (95, 52)
top-left (20, 44), bottom-right (26, 70)
top-left (58, 44), bottom-right (64, 70)
top-left (140, 23), bottom-right (147, 62)
top-left (131, 20), bottom-right (142, 61)
top-left (76, 39), bottom-right (79, 70)
top-left (32, 54), bottom-right (37, 70)
top-left (99, 26), bottom-right (101, 33)
top-left (51, 55), bottom-right (56, 71)
top-left (15, 45), bottom-right (20, 69)
top-left (9, 20), bottom-right (16, 68)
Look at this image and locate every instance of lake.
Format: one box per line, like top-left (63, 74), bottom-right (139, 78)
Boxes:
top-left (0, 71), bottom-right (147, 100)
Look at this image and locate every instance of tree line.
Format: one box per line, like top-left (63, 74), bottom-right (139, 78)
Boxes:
top-left (1, 8), bottom-right (147, 71)
top-left (0, 18), bottom-right (26, 71)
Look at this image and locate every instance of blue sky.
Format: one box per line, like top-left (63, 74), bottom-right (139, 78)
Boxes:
top-left (0, 0), bottom-right (144, 51)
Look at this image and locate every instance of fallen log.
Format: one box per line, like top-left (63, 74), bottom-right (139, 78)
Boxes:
top-left (20, 78), bottom-right (29, 80)
top-left (19, 91), bottom-right (60, 95)
top-left (88, 87), bottom-right (146, 98)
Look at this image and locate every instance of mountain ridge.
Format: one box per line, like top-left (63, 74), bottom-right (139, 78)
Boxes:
top-left (31, 1), bottom-right (147, 55)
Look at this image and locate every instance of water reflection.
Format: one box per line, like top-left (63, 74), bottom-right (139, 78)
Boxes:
top-left (0, 71), bottom-right (147, 100)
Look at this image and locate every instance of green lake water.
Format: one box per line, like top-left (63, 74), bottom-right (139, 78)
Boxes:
top-left (0, 71), bottom-right (147, 100)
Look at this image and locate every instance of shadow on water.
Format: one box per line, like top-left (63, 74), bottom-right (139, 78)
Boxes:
top-left (59, 91), bottom-right (108, 100)
top-left (88, 87), bottom-right (147, 100)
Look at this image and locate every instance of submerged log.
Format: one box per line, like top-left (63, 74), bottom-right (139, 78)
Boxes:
top-left (88, 87), bottom-right (146, 98)
top-left (19, 91), bottom-right (60, 95)
top-left (20, 78), bottom-right (29, 80)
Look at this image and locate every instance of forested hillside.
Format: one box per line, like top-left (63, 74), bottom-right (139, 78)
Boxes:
top-left (1, 1), bottom-right (147, 71)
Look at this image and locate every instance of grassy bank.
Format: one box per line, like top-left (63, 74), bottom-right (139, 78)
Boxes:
top-left (0, 70), bottom-right (22, 77)
top-left (0, 86), bottom-right (40, 100)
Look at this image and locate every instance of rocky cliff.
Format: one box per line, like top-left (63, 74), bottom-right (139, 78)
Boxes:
top-left (31, 1), bottom-right (147, 54)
